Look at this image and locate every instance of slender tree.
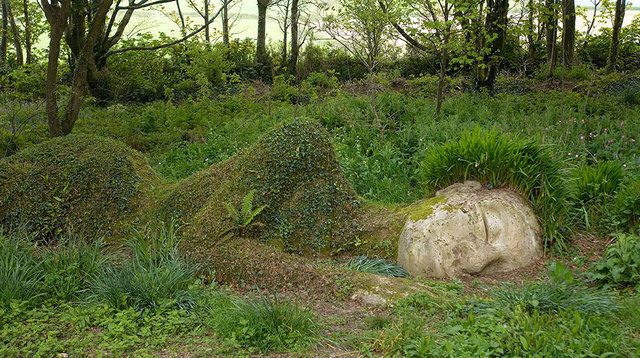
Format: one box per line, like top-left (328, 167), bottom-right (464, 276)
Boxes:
top-left (561, 0), bottom-right (575, 65)
top-left (605, 0), bottom-right (625, 73)
top-left (22, 0), bottom-right (32, 64)
top-left (1, 0), bottom-right (7, 67)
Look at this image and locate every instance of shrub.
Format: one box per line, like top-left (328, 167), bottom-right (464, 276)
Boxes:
top-left (592, 233), bottom-right (640, 287)
top-left (91, 225), bottom-right (199, 311)
top-left (420, 128), bottom-right (571, 246)
top-left (206, 292), bottom-right (318, 352)
top-left (344, 256), bottom-right (409, 278)
top-left (0, 134), bottom-right (159, 241)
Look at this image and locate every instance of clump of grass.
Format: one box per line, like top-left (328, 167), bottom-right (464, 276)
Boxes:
top-left (344, 256), bottom-right (409, 277)
top-left (0, 233), bottom-right (44, 308)
top-left (91, 224), bottom-right (199, 311)
top-left (469, 262), bottom-right (620, 315)
top-left (42, 238), bottom-right (109, 302)
top-left (421, 127), bottom-right (571, 247)
top-left (571, 160), bottom-right (624, 203)
top-left (614, 176), bottom-right (640, 230)
top-left (206, 291), bottom-right (318, 352)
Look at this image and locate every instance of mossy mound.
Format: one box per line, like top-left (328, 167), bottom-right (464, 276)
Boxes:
top-left (160, 119), bottom-right (362, 255)
top-left (0, 134), bottom-right (159, 241)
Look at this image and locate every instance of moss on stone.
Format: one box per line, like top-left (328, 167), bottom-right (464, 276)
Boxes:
top-left (159, 119), bottom-right (362, 256)
top-left (402, 195), bottom-right (447, 221)
top-left (0, 134), bottom-right (159, 241)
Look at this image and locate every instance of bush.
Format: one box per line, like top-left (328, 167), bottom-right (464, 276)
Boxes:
top-left (206, 292), bottom-right (318, 352)
top-left (344, 256), bottom-right (409, 277)
top-left (420, 128), bottom-right (571, 246)
top-left (0, 134), bottom-right (159, 241)
top-left (91, 225), bottom-right (199, 311)
top-left (592, 233), bottom-right (640, 287)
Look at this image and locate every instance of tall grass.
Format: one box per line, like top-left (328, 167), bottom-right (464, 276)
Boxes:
top-left (90, 224), bottom-right (199, 311)
top-left (421, 127), bottom-right (572, 247)
top-left (205, 291), bottom-right (318, 352)
top-left (0, 234), bottom-right (44, 307)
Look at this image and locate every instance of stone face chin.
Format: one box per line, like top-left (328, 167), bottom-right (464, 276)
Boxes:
top-left (397, 181), bottom-right (543, 278)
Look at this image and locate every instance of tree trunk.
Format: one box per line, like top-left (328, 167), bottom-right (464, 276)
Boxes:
top-left (23, 0), bottom-right (31, 64)
top-left (257, 0), bottom-right (268, 63)
top-left (561, 0), bottom-right (575, 65)
top-left (474, 0), bottom-right (509, 92)
top-left (288, 0), bottom-right (299, 77)
top-left (222, 0), bottom-right (229, 45)
top-left (436, 37), bottom-right (450, 115)
top-left (205, 0), bottom-right (210, 42)
top-left (281, 0), bottom-right (289, 66)
top-left (1, 0), bottom-right (7, 67)
top-left (46, 25), bottom-right (64, 137)
top-left (256, 0), bottom-right (271, 79)
top-left (605, 0), bottom-right (625, 74)
top-left (7, 3), bottom-right (23, 66)
top-left (544, 0), bottom-right (557, 63)
top-left (527, 0), bottom-right (536, 66)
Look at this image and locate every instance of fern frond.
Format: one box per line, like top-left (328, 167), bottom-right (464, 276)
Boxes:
top-left (224, 202), bottom-right (240, 225)
top-left (242, 190), bottom-right (256, 221)
top-left (244, 204), bottom-right (267, 227)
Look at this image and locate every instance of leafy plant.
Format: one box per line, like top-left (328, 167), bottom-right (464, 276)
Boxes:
top-left (344, 256), bottom-right (409, 277)
top-left (571, 161), bottom-right (624, 203)
top-left (223, 189), bottom-right (267, 237)
top-left (614, 177), bottom-right (640, 230)
top-left (206, 291), bottom-right (318, 352)
top-left (90, 225), bottom-right (199, 311)
top-left (592, 233), bottom-right (640, 287)
top-left (420, 127), bottom-right (572, 247)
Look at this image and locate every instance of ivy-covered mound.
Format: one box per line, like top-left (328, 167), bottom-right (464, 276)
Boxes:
top-left (0, 134), bottom-right (159, 241)
top-left (161, 119), bottom-right (362, 256)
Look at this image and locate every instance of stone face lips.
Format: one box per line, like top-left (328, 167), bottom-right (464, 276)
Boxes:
top-left (397, 181), bottom-right (543, 278)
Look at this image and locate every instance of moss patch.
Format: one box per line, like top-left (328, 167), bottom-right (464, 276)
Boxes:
top-left (159, 119), bottom-right (362, 256)
top-left (0, 134), bottom-right (159, 241)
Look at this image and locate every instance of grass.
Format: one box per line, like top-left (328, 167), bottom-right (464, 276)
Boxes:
top-left (0, 233), bottom-right (44, 308)
top-left (90, 225), bottom-right (200, 311)
top-left (203, 291), bottom-right (319, 352)
top-left (344, 256), bottom-right (410, 277)
top-left (420, 127), bottom-right (572, 247)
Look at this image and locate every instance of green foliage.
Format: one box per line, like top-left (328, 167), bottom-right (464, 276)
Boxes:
top-left (344, 256), bottom-right (409, 277)
top-left (421, 127), bottom-right (572, 246)
top-left (161, 119), bottom-right (361, 256)
top-left (204, 291), bottom-right (318, 352)
top-left (592, 233), bottom-right (640, 287)
top-left (0, 234), bottom-right (44, 308)
top-left (470, 262), bottom-right (620, 315)
top-left (223, 189), bottom-right (267, 237)
top-left (90, 226), bottom-right (199, 311)
top-left (42, 238), bottom-right (108, 302)
top-left (614, 177), bottom-right (640, 230)
top-left (0, 134), bottom-right (158, 241)
top-left (571, 160), bottom-right (624, 203)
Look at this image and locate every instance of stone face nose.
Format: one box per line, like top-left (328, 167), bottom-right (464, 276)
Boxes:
top-left (397, 181), bottom-right (543, 279)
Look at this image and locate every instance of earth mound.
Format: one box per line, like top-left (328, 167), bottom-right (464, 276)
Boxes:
top-left (0, 134), bottom-right (159, 241)
top-left (160, 119), bottom-right (362, 256)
